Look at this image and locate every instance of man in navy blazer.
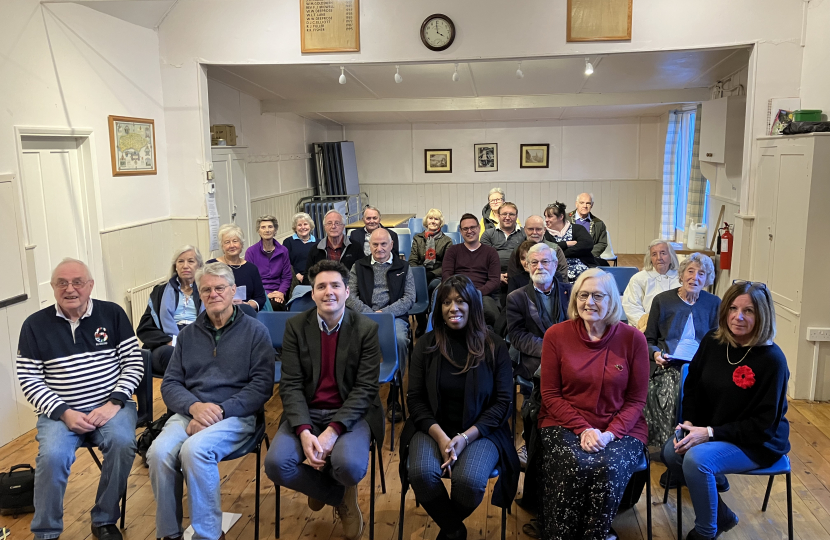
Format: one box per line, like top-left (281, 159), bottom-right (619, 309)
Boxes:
top-left (348, 205), bottom-right (399, 257)
top-left (265, 260), bottom-right (382, 540)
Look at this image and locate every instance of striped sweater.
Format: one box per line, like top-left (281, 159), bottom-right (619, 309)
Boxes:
top-left (16, 299), bottom-right (144, 420)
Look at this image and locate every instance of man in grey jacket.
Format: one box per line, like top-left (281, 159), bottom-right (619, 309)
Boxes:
top-left (147, 262), bottom-right (274, 540)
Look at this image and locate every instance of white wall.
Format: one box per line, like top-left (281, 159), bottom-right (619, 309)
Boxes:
top-left (801, 0), bottom-right (830, 116)
top-left (346, 117), bottom-right (663, 253)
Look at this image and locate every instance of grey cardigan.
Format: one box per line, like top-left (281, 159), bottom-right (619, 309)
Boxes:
top-left (644, 289), bottom-right (721, 369)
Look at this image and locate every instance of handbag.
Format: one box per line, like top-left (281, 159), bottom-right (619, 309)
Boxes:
top-left (0, 464), bottom-right (35, 517)
top-left (644, 366), bottom-right (681, 447)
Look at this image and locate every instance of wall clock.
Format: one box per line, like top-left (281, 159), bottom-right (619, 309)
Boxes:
top-left (420, 14), bottom-right (455, 51)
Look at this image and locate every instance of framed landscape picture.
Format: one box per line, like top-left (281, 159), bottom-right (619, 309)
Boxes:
top-left (474, 143), bottom-right (498, 172)
top-left (108, 115), bottom-right (157, 176)
top-left (520, 144), bottom-right (550, 168)
top-left (425, 149), bottom-right (452, 173)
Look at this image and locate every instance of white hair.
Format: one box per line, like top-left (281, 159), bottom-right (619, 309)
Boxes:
top-left (195, 261), bottom-right (236, 288)
top-left (169, 245), bottom-right (204, 278)
top-left (678, 253), bottom-right (716, 287)
top-left (527, 242), bottom-right (556, 263)
top-left (323, 209), bottom-right (345, 224)
top-left (217, 223), bottom-right (245, 246)
top-left (643, 239), bottom-right (680, 271)
top-left (51, 257), bottom-right (92, 282)
top-left (488, 187), bottom-right (505, 200)
top-left (291, 212), bottom-right (315, 233)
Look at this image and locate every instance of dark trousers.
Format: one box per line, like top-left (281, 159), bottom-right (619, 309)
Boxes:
top-left (151, 345), bottom-right (175, 376)
top-left (482, 295), bottom-right (500, 327)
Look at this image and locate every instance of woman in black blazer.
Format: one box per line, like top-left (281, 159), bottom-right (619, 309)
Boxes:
top-left (544, 201), bottom-right (595, 282)
top-left (400, 275), bottom-right (519, 540)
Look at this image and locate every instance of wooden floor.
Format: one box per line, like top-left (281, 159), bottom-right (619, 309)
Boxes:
top-left (2, 254), bottom-right (821, 540)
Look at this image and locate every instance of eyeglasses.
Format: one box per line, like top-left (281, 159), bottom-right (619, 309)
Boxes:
top-left (199, 285), bottom-right (229, 295)
top-left (460, 226), bottom-right (479, 233)
top-left (489, 198), bottom-right (504, 204)
top-left (499, 212), bottom-right (517, 218)
top-left (53, 279), bottom-right (89, 290)
top-left (576, 291), bottom-right (608, 302)
top-left (324, 221), bottom-right (344, 227)
top-left (529, 259), bottom-right (553, 267)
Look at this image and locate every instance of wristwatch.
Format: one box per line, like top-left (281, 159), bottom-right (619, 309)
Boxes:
top-left (707, 426), bottom-right (714, 441)
top-left (219, 405), bottom-right (226, 418)
top-left (109, 398), bottom-right (125, 408)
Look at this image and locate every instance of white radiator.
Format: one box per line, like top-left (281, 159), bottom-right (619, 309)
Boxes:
top-left (126, 277), bottom-right (166, 331)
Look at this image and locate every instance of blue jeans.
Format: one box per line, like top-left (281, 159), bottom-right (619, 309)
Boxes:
top-left (31, 403), bottom-right (137, 540)
top-left (265, 409), bottom-right (370, 507)
top-left (662, 437), bottom-right (758, 537)
top-left (147, 413), bottom-right (256, 540)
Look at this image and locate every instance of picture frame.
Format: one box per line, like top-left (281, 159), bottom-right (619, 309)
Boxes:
top-left (300, 0), bottom-right (360, 53)
top-left (474, 143), bottom-right (498, 172)
top-left (567, 0), bottom-right (632, 42)
top-left (108, 115), bottom-right (157, 176)
top-left (520, 144), bottom-right (550, 168)
top-left (425, 149), bottom-right (452, 173)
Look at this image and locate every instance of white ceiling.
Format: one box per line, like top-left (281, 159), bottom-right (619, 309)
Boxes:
top-left (206, 47), bottom-right (750, 124)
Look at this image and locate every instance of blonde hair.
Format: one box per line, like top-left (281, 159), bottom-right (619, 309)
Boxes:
top-left (422, 208), bottom-right (445, 228)
top-left (714, 282), bottom-right (777, 347)
top-left (643, 239), bottom-right (680, 271)
top-left (567, 268), bottom-right (623, 326)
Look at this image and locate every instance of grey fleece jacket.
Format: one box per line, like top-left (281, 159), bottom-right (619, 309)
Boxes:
top-left (161, 309), bottom-right (274, 418)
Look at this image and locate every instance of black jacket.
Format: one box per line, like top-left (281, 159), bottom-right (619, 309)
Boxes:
top-left (399, 331), bottom-right (520, 508)
top-left (278, 307), bottom-right (384, 445)
top-left (569, 211), bottom-right (609, 258)
top-left (137, 277), bottom-right (203, 350)
top-left (348, 226), bottom-right (400, 258)
top-left (506, 281), bottom-right (572, 380)
top-left (545, 224), bottom-right (596, 268)
top-left (353, 256), bottom-right (409, 319)
top-left (304, 235), bottom-right (365, 281)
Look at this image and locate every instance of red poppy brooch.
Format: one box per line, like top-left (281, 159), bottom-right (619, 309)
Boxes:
top-left (733, 365), bottom-right (756, 389)
top-left (426, 248), bottom-right (436, 259)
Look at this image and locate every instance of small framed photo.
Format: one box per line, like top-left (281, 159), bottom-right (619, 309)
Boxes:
top-left (520, 144), bottom-right (550, 168)
top-left (474, 143), bottom-right (498, 172)
top-left (108, 115), bottom-right (157, 176)
top-left (425, 149), bottom-right (452, 173)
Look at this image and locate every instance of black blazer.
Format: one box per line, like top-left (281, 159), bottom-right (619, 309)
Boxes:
top-left (348, 226), bottom-right (400, 258)
top-left (278, 307), bottom-right (384, 445)
top-left (399, 331), bottom-right (520, 508)
top-left (545, 224), bottom-right (596, 268)
top-left (506, 281), bottom-right (572, 380)
top-left (304, 236), bottom-right (365, 281)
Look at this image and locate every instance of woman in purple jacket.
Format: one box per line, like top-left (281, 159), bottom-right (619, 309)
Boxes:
top-left (245, 215), bottom-right (293, 311)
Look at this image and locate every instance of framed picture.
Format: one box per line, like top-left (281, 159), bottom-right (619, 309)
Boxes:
top-left (567, 0), bottom-right (632, 42)
top-left (108, 115), bottom-right (157, 176)
top-left (300, 0), bottom-right (360, 53)
top-left (425, 149), bottom-right (452, 173)
top-left (520, 144), bottom-right (550, 168)
top-left (474, 143), bottom-right (498, 172)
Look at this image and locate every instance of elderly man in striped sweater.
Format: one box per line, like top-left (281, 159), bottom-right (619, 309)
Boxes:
top-left (17, 258), bottom-right (144, 540)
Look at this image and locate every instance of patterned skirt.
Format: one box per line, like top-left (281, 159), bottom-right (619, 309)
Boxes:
top-left (540, 426), bottom-right (643, 540)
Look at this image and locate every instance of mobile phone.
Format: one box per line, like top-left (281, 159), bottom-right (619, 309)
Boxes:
top-left (675, 427), bottom-right (686, 442)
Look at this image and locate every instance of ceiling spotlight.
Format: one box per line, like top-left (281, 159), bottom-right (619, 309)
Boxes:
top-left (394, 65), bottom-right (402, 84)
top-left (339, 66), bottom-right (347, 84)
top-left (452, 63), bottom-right (460, 82)
top-left (584, 58), bottom-right (594, 76)
top-left (516, 62), bottom-right (524, 79)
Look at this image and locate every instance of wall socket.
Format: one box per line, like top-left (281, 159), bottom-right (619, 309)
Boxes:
top-left (807, 327), bottom-right (830, 342)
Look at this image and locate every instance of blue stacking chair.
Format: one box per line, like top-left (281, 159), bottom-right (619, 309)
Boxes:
top-left (365, 312), bottom-right (406, 451)
top-left (257, 311), bottom-right (296, 383)
top-left (602, 266), bottom-right (639, 294)
top-left (288, 290), bottom-right (316, 312)
top-left (408, 217), bottom-right (425, 234)
top-left (407, 266), bottom-right (429, 317)
top-left (662, 364), bottom-right (792, 540)
top-left (446, 231), bottom-right (462, 245)
top-left (445, 221), bottom-right (460, 232)
top-left (397, 232), bottom-right (413, 260)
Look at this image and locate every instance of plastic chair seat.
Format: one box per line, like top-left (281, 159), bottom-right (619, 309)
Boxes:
top-left (379, 357), bottom-right (397, 384)
top-left (274, 360), bottom-right (282, 383)
top-left (742, 455), bottom-right (790, 475)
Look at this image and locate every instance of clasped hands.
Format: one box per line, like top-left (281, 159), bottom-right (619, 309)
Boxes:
top-left (673, 422), bottom-right (709, 455)
top-left (300, 427), bottom-right (339, 470)
top-left (186, 402), bottom-right (224, 436)
top-left (61, 402), bottom-right (121, 434)
top-left (439, 433), bottom-right (469, 478)
top-left (580, 428), bottom-right (615, 453)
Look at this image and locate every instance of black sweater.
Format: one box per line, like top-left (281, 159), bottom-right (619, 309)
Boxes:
top-left (206, 259), bottom-right (267, 310)
top-left (683, 332), bottom-right (790, 468)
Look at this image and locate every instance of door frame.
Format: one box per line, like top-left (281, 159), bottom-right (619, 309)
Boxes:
top-left (14, 126), bottom-right (109, 301)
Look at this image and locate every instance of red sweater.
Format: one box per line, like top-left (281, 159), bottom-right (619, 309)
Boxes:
top-left (538, 319), bottom-right (649, 444)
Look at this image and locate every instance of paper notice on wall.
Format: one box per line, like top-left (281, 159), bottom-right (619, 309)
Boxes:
top-left (206, 191), bottom-right (220, 252)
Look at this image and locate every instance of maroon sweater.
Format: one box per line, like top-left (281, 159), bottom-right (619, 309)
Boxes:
top-left (441, 243), bottom-right (501, 296)
top-left (295, 329), bottom-right (345, 436)
top-left (539, 318), bottom-right (650, 444)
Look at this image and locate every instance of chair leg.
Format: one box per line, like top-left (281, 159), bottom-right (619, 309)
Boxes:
top-left (662, 470), bottom-right (671, 504)
top-left (762, 475), bottom-right (775, 511)
top-left (376, 443), bottom-right (387, 494)
top-left (646, 459), bottom-right (652, 540)
top-left (255, 445), bottom-right (262, 540)
top-left (677, 484), bottom-right (682, 540)
top-left (275, 481), bottom-right (280, 538)
top-left (786, 473), bottom-right (793, 540)
top-left (390, 379), bottom-right (398, 452)
top-left (370, 440), bottom-right (376, 540)
top-left (501, 505), bottom-right (507, 540)
top-left (87, 447), bottom-right (103, 469)
top-left (398, 485), bottom-right (407, 540)
top-left (512, 383), bottom-right (518, 441)
top-left (120, 491), bottom-right (126, 529)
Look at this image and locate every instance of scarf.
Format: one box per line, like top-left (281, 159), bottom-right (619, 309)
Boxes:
top-left (423, 230), bottom-right (443, 270)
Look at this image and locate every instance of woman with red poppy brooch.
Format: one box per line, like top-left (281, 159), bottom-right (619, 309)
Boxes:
top-left (661, 281), bottom-right (790, 540)
top-left (409, 209), bottom-right (453, 336)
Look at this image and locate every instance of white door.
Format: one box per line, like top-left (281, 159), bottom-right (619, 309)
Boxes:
top-left (211, 149), bottom-right (251, 254)
top-left (20, 137), bottom-right (90, 309)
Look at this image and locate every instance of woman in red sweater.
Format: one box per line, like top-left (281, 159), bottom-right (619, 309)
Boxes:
top-left (538, 268), bottom-right (650, 540)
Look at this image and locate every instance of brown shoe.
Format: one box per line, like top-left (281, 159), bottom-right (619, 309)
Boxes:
top-left (308, 495), bottom-right (326, 511)
top-left (336, 485), bottom-right (364, 540)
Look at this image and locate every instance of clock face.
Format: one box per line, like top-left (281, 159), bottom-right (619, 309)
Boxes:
top-left (421, 15), bottom-right (455, 51)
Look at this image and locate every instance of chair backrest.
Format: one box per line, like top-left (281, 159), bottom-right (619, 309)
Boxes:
top-left (408, 266), bottom-right (429, 314)
top-left (364, 312), bottom-right (399, 368)
top-left (397, 232), bottom-right (413, 259)
top-left (390, 227), bottom-right (411, 236)
top-left (289, 293), bottom-right (317, 312)
top-left (446, 231), bottom-right (462, 245)
top-left (602, 266), bottom-right (639, 294)
top-left (678, 363), bottom-right (690, 423)
top-left (408, 217), bottom-right (425, 234)
top-left (256, 311), bottom-right (295, 349)
top-left (600, 230), bottom-right (616, 260)
top-left (445, 221), bottom-right (460, 232)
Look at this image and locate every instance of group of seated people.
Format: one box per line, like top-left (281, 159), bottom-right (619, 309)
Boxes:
top-left (15, 189), bottom-right (790, 540)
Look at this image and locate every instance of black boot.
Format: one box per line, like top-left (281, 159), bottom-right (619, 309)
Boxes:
top-left (420, 492), bottom-right (464, 534)
top-left (685, 529), bottom-right (714, 540)
top-left (716, 494), bottom-right (739, 537)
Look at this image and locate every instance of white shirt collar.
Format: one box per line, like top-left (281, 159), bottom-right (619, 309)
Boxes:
top-left (55, 298), bottom-right (94, 322)
top-left (371, 253), bottom-right (394, 265)
top-left (316, 311), bottom-right (345, 334)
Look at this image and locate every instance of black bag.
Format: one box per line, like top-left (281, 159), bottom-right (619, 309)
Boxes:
top-left (617, 466), bottom-right (648, 512)
top-left (137, 411), bottom-right (174, 466)
top-left (644, 366), bottom-right (681, 447)
top-left (0, 464), bottom-right (35, 517)
top-left (782, 121), bottom-right (830, 134)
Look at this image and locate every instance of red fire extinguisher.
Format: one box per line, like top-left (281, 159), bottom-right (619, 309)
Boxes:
top-left (718, 222), bottom-right (733, 270)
